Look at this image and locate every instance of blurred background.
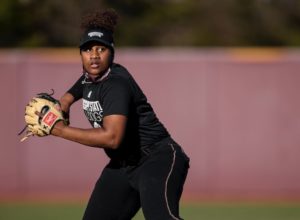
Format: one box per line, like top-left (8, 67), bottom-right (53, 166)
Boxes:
top-left (1, 0), bottom-right (300, 219)
top-left (1, 0), bottom-right (300, 47)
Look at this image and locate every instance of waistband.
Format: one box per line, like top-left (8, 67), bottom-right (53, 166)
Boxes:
top-left (140, 136), bottom-right (173, 157)
top-left (110, 136), bottom-right (173, 168)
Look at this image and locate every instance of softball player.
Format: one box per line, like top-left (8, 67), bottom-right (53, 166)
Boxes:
top-left (51, 8), bottom-right (190, 220)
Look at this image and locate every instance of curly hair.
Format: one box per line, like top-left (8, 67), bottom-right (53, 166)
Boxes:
top-left (81, 8), bottom-right (119, 33)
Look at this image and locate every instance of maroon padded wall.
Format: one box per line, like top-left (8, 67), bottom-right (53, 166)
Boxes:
top-left (1, 48), bottom-right (300, 201)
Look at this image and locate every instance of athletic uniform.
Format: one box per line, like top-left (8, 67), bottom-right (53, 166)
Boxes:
top-left (67, 63), bottom-right (190, 220)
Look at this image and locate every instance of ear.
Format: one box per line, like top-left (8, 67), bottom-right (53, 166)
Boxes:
top-left (108, 49), bottom-right (114, 66)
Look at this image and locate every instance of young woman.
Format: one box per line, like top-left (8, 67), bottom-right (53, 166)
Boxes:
top-left (51, 9), bottom-right (190, 220)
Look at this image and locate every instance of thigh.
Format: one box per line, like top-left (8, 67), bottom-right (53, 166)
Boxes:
top-left (83, 164), bottom-right (141, 220)
top-left (138, 141), bottom-right (190, 220)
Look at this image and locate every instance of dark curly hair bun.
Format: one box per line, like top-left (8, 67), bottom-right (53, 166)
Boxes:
top-left (81, 8), bottom-right (119, 33)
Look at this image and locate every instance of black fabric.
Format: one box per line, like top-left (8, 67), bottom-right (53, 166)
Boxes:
top-left (82, 166), bottom-right (141, 220)
top-left (79, 28), bottom-right (114, 51)
top-left (66, 64), bottom-right (189, 219)
top-left (83, 138), bottom-right (190, 220)
top-left (67, 63), bottom-right (170, 161)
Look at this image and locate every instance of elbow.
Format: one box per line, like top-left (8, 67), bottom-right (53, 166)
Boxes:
top-left (108, 138), bottom-right (121, 150)
top-left (109, 143), bottom-right (119, 150)
top-left (105, 133), bottom-right (122, 150)
top-left (91, 139), bottom-right (119, 150)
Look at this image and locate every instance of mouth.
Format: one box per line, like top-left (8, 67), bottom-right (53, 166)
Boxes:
top-left (90, 61), bottom-right (100, 68)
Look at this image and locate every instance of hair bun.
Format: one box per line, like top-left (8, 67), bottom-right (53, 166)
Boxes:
top-left (81, 8), bottom-right (119, 33)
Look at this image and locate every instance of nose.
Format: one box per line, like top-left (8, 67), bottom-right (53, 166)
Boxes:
top-left (90, 49), bottom-right (100, 59)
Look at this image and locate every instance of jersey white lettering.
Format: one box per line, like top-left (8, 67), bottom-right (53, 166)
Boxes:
top-left (83, 99), bottom-right (103, 127)
top-left (93, 122), bottom-right (101, 128)
top-left (83, 99), bottom-right (102, 112)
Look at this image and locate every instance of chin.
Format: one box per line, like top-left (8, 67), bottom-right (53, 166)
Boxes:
top-left (88, 70), bottom-right (102, 76)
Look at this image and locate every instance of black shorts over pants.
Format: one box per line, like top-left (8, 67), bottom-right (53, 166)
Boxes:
top-left (82, 137), bottom-right (190, 220)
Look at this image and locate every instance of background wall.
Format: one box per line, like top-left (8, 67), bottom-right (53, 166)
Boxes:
top-left (1, 48), bottom-right (300, 201)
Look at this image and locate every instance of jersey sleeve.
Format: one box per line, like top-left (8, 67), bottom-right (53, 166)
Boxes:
top-left (67, 74), bottom-right (85, 101)
top-left (102, 76), bottom-right (132, 117)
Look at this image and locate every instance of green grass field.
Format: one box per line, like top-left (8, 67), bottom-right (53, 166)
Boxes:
top-left (1, 201), bottom-right (300, 220)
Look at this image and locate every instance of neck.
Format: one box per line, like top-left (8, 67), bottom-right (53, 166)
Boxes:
top-left (87, 68), bottom-right (111, 82)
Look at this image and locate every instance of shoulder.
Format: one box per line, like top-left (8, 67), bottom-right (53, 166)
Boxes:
top-left (101, 64), bottom-right (133, 93)
top-left (111, 63), bottom-right (131, 75)
top-left (105, 63), bottom-right (132, 86)
top-left (109, 63), bottom-right (133, 81)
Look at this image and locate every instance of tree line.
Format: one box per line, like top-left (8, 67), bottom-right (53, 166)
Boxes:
top-left (1, 0), bottom-right (300, 47)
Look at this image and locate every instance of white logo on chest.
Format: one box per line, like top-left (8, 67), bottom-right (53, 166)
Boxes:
top-left (87, 91), bottom-right (92, 98)
top-left (82, 99), bottom-right (103, 127)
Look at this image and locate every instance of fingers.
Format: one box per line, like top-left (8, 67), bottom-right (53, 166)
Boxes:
top-left (25, 105), bottom-right (36, 116)
top-left (25, 114), bottom-right (37, 124)
top-left (27, 124), bottom-right (46, 136)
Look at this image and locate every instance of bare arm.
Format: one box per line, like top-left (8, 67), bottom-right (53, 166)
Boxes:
top-left (59, 92), bottom-right (75, 113)
top-left (51, 114), bottom-right (127, 150)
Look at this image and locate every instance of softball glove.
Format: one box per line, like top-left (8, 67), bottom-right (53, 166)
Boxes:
top-left (19, 90), bottom-right (67, 142)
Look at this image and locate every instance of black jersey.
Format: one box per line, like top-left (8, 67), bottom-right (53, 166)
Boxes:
top-left (67, 63), bottom-right (170, 161)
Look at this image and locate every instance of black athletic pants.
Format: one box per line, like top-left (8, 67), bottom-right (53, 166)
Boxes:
top-left (82, 137), bottom-right (190, 220)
